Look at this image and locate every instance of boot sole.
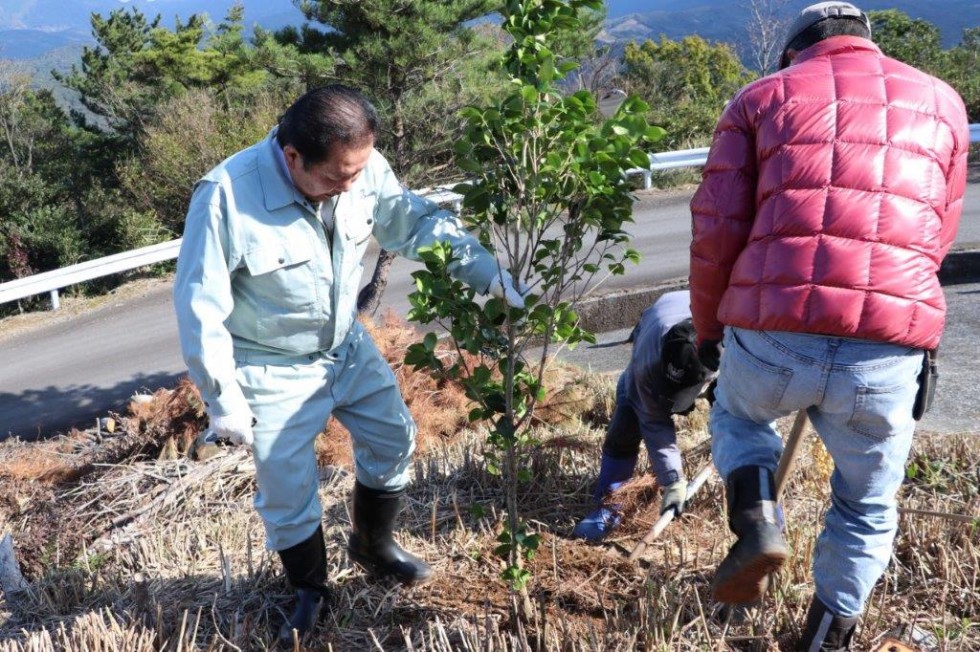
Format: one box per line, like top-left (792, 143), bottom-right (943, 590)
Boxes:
top-left (712, 549), bottom-right (787, 605)
top-left (347, 548), bottom-right (434, 586)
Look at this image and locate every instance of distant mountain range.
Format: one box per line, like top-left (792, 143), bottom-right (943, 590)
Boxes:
top-left (600, 1), bottom-right (980, 51)
top-left (0, 0), bottom-right (298, 60)
top-left (2, 0), bottom-right (978, 65)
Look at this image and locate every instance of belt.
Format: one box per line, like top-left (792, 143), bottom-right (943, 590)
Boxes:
top-left (234, 325), bottom-right (358, 366)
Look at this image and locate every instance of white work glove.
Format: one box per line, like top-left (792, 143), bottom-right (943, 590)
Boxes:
top-left (487, 272), bottom-right (529, 310)
top-left (660, 479), bottom-right (687, 517)
top-left (205, 412), bottom-right (256, 446)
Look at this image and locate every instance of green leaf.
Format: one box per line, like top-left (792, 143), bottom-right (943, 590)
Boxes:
top-left (501, 566), bottom-right (532, 590)
top-left (404, 343), bottom-right (430, 368)
top-left (645, 125), bottom-right (667, 142)
top-left (557, 60), bottom-right (578, 75)
top-left (520, 84), bottom-right (538, 104)
top-left (629, 149), bottom-right (652, 168)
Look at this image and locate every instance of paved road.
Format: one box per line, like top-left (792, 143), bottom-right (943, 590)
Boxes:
top-left (2, 186), bottom-right (979, 439)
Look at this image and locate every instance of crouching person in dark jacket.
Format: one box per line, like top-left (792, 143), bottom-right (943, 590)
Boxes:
top-left (573, 290), bottom-right (713, 541)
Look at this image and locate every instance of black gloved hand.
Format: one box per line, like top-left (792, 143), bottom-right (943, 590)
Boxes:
top-left (698, 339), bottom-right (722, 372)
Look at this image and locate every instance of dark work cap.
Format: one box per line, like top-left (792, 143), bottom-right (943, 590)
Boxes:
top-left (658, 319), bottom-right (709, 414)
top-left (779, 2), bottom-right (871, 69)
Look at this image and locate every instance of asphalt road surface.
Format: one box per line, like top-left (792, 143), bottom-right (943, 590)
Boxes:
top-left (2, 185), bottom-right (979, 439)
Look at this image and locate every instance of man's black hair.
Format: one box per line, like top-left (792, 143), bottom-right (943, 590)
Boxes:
top-left (276, 85), bottom-right (378, 167)
top-left (786, 16), bottom-right (872, 55)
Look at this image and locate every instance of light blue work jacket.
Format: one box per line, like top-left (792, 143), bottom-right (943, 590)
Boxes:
top-left (174, 130), bottom-right (499, 417)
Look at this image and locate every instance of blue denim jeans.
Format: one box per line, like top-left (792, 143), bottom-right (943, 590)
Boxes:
top-left (710, 327), bottom-right (921, 617)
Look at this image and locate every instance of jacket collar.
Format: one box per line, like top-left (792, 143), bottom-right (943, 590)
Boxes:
top-left (257, 127), bottom-right (303, 212)
top-left (792, 36), bottom-right (881, 67)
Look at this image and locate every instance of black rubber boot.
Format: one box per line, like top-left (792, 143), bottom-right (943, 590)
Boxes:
top-left (798, 596), bottom-right (859, 651)
top-left (712, 465), bottom-right (788, 605)
top-left (347, 481), bottom-right (433, 585)
top-left (277, 525), bottom-right (331, 646)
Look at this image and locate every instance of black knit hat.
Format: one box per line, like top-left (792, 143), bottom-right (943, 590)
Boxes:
top-left (657, 319), bottom-right (709, 414)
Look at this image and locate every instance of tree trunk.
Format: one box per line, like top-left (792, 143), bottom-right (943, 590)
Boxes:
top-left (357, 248), bottom-right (397, 316)
top-left (356, 85), bottom-right (407, 319)
top-left (392, 94), bottom-right (406, 175)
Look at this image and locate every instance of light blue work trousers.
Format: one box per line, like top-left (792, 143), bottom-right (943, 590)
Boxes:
top-left (235, 321), bottom-right (416, 551)
top-left (710, 326), bottom-right (922, 617)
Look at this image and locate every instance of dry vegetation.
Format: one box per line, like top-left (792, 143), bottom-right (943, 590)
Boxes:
top-left (0, 317), bottom-right (977, 651)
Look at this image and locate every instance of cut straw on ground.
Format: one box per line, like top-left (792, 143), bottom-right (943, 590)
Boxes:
top-left (0, 316), bottom-right (976, 650)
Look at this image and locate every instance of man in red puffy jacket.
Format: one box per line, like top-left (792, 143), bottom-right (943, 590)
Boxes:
top-left (689, 3), bottom-right (969, 649)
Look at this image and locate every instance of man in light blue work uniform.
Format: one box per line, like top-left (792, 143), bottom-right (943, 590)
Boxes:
top-left (173, 85), bottom-right (524, 643)
top-left (573, 290), bottom-right (712, 541)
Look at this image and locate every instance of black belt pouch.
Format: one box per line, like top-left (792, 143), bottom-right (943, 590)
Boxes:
top-left (912, 349), bottom-right (938, 421)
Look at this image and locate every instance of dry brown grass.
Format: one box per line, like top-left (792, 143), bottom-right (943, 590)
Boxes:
top-left (0, 318), bottom-right (977, 651)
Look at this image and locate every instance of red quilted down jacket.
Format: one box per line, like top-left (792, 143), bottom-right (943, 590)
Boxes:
top-left (690, 36), bottom-right (969, 350)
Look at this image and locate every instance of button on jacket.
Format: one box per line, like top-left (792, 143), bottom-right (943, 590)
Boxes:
top-left (174, 130), bottom-right (499, 417)
top-left (690, 36), bottom-right (969, 350)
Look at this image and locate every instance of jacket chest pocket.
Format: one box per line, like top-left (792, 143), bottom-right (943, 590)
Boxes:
top-left (338, 196), bottom-right (376, 280)
top-left (242, 240), bottom-right (316, 309)
top-left (345, 203), bottom-right (375, 248)
top-left (340, 189), bottom-right (374, 246)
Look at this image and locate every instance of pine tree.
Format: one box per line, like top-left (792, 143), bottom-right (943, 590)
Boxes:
top-left (281, 0), bottom-right (505, 184)
top-left (56, 6), bottom-right (264, 153)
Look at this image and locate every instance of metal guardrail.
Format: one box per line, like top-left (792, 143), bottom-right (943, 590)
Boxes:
top-left (0, 240), bottom-right (182, 309)
top-left (2, 126), bottom-right (979, 310)
top-left (628, 147), bottom-right (710, 189)
top-left (415, 185), bottom-right (465, 213)
top-left (0, 188), bottom-right (460, 310)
